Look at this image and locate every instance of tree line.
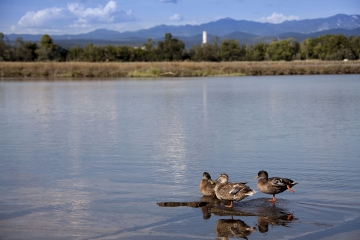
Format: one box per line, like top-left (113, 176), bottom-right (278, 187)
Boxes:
top-left (1, 32), bottom-right (360, 62)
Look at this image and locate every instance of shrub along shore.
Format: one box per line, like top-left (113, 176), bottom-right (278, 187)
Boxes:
top-left (1, 61), bottom-right (360, 79)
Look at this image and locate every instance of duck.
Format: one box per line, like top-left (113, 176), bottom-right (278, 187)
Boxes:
top-left (199, 172), bottom-right (216, 197)
top-left (214, 173), bottom-right (257, 208)
top-left (254, 170), bottom-right (298, 203)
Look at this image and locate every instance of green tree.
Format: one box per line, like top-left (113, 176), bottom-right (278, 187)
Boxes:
top-left (143, 38), bottom-right (154, 51)
top-left (13, 37), bottom-right (38, 61)
top-left (157, 33), bottom-right (185, 61)
top-left (238, 44), bottom-right (247, 61)
top-left (266, 39), bottom-right (295, 61)
top-left (300, 38), bottom-right (315, 60)
top-left (348, 36), bottom-right (360, 59)
top-left (103, 44), bottom-right (118, 62)
top-left (66, 45), bottom-right (85, 61)
top-left (190, 41), bottom-right (218, 61)
top-left (327, 48), bottom-right (355, 60)
top-left (36, 34), bottom-right (56, 61)
top-left (248, 42), bottom-right (266, 61)
top-left (35, 34), bottom-right (67, 61)
top-left (324, 34), bottom-right (353, 60)
top-left (288, 38), bottom-right (300, 60)
top-left (116, 46), bottom-right (131, 62)
top-left (306, 34), bottom-right (354, 60)
top-left (131, 47), bottom-right (147, 61)
top-left (0, 32), bottom-right (11, 61)
top-left (217, 39), bottom-right (241, 61)
top-left (203, 36), bottom-right (219, 61)
top-left (82, 43), bottom-right (104, 62)
top-left (189, 44), bottom-right (203, 61)
top-left (313, 39), bottom-right (325, 60)
top-left (142, 38), bottom-right (157, 61)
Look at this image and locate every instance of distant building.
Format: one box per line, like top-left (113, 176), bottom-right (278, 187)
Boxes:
top-left (202, 31), bottom-right (207, 45)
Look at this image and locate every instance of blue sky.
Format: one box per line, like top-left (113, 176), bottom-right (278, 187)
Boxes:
top-left (0, 0), bottom-right (359, 35)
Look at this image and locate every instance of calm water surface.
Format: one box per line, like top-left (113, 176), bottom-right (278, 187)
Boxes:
top-left (1, 75), bottom-right (360, 239)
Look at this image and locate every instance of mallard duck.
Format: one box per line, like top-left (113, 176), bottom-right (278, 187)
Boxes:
top-left (214, 173), bottom-right (256, 208)
top-left (254, 170), bottom-right (298, 203)
top-left (199, 172), bottom-right (216, 197)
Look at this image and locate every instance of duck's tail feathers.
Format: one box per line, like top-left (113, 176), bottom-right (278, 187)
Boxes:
top-left (291, 182), bottom-right (298, 186)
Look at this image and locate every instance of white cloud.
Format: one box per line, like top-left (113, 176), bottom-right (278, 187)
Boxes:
top-left (68, 0), bottom-right (135, 26)
top-left (18, 7), bottom-right (65, 27)
top-left (169, 14), bottom-right (183, 21)
top-left (68, 1), bottom-right (117, 23)
top-left (258, 12), bottom-right (300, 24)
top-left (16, 0), bottom-right (135, 31)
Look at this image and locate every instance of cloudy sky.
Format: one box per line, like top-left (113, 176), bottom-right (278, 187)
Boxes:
top-left (0, 0), bottom-right (359, 35)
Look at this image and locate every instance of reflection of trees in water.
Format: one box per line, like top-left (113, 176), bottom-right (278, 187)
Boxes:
top-left (157, 197), bottom-right (297, 238)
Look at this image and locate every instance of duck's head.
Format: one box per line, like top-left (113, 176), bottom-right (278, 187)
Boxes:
top-left (215, 173), bottom-right (229, 184)
top-left (203, 172), bottom-right (215, 184)
top-left (254, 170), bottom-right (268, 179)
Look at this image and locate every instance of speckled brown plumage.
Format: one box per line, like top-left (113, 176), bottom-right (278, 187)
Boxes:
top-left (214, 173), bottom-right (256, 208)
top-left (199, 172), bottom-right (216, 196)
top-left (254, 170), bottom-right (298, 203)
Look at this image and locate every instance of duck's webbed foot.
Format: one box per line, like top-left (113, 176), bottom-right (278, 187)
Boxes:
top-left (225, 200), bottom-right (233, 208)
top-left (287, 185), bottom-right (295, 193)
top-left (268, 195), bottom-right (276, 203)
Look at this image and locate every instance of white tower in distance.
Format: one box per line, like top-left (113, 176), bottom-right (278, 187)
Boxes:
top-left (202, 31), bottom-right (207, 45)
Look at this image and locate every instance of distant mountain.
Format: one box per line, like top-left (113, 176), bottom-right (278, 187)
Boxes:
top-left (221, 31), bottom-right (258, 39)
top-left (6, 29), bottom-right (124, 42)
top-left (277, 27), bottom-right (360, 42)
top-left (305, 26), bottom-right (360, 37)
top-left (77, 29), bottom-right (123, 39)
top-left (109, 14), bottom-right (360, 38)
top-left (278, 14), bottom-right (360, 33)
top-left (4, 14), bottom-right (360, 48)
top-left (6, 33), bottom-right (43, 42)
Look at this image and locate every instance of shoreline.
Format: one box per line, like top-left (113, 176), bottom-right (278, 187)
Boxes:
top-left (1, 61), bottom-right (360, 79)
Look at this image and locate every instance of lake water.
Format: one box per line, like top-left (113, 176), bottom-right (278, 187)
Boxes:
top-left (1, 75), bottom-right (360, 240)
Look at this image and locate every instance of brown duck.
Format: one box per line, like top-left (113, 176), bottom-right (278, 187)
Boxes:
top-left (254, 170), bottom-right (298, 203)
top-left (199, 172), bottom-right (216, 196)
top-left (214, 173), bottom-right (256, 208)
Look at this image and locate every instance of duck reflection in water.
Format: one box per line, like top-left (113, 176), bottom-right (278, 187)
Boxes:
top-left (157, 198), bottom-right (297, 237)
top-left (256, 212), bottom-right (295, 233)
top-left (215, 218), bottom-right (256, 240)
top-left (198, 196), bottom-right (238, 220)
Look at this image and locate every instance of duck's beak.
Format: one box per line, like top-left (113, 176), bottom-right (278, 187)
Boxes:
top-left (253, 175), bottom-right (259, 179)
top-left (208, 179), bottom-right (215, 185)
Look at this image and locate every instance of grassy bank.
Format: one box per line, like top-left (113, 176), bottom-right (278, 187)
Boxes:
top-left (1, 61), bottom-right (360, 78)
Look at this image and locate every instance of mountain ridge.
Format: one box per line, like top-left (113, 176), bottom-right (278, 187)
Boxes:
top-left (4, 14), bottom-right (360, 48)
